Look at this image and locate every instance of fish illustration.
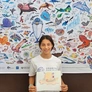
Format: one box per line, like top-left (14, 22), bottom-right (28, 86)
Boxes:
top-left (40, 10), bottom-right (50, 21)
top-left (62, 57), bottom-right (76, 64)
top-left (62, 16), bottom-right (73, 26)
top-left (56, 5), bottom-right (71, 13)
top-left (67, 29), bottom-right (73, 34)
top-left (2, 0), bottom-right (10, 2)
top-left (72, 1), bottom-right (90, 14)
top-left (77, 35), bottom-right (92, 49)
top-left (49, 0), bottom-right (60, 4)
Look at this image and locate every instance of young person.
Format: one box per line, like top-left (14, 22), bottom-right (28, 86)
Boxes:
top-left (29, 35), bottom-right (68, 92)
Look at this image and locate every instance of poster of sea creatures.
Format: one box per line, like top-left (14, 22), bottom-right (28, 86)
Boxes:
top-left (0, 0), bottom-right (92, 73)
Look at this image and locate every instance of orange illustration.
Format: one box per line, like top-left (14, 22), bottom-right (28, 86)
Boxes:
top-left (39, 72), bottom-right (59, 85)
top-left (0, 36), bottom-right (10, 45)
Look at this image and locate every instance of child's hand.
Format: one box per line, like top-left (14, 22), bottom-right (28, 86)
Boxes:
top-left (61, 83), bottom-right (68, 92)
top-left (29, 85), bottom-right (36, 92)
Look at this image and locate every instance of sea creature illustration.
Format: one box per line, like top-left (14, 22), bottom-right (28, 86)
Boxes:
top-left (62, 57), bottom-right (76, 64)
top-left (45, 28), bottom-right (54, 33)
top-left (18, 3), bottom-right (37, 15)
top-left (56, 5), bottom-right (71, 13)
top-left (39, 72), bottom-right (59, 85)
top-left (62, 16), bottom-right (73, 26)
top-left (11, 26), bottom-right (20, 30)
top-left (55, 18), bottom-right (63, 25)
top-left (22, 43), bottom-right (32, 48)
top-left (66, 14), bottom-right (80, 31)
top-left (87, 56), bottom-right (92, 69)
top-left (10, 34), bottom-right (21, 42)
top-left (46, 18), bottom-right (63, 26)
top-left (77, 59), bottom-right (86, 64)
top-left (16, 55), bottom-right (23, 64)
top-left (2, 14), bottom-right (11, 17)
top-left (2, 0), bottom-right (10, 2)
top-left (0, 53), bottom-right (8, 60)
top-left (40, 10), bottom-right (50, 21)
top-left (52, 51), bottom-right (63, 57)
top-left (87, 31), bottom-right (92, 38)
top-left (67, 29), bottom-right (73, 34)
top-left (55, 29), bottom-right (64, 36)
top-left (30, 15), bottom-right (38, 20)
top-left (81, 21), bottom-right (89, 26)
top-left (10, 8), bottom-right (16, 14)
top-left (0, 36), bottom-right (10, 45)
top-left (11, 39), bottom-right (27, 53)
top-left (70, 53), bottom-right (77, 58)
top-left (30, 18), bottom-right (44, 43)
top-left (20, 16), bottom-right (24, 23)
top-left (72, 1), bottom-right (90, 14)
top-left (39, 2), bottom-right (53, 10)
top-left (87, 56), bottom-right (92, 64)
top-left (84, 30), bottom-right (92, 38)
top-left (23, 31), bottom-right (30, 36)
top-left (2, 46), bottom-right (8, 52)
top-left (1, 18), bottom-right (14, 28)
top-left (49, 0), bottom-right (60, 4)
top-left (77, 35), bottom-right (92, 49)
top-left (57, 13), bottom-right (62, 18)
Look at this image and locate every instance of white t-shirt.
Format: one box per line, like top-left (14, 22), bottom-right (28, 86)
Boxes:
top-left (29, 55), bottom-right (62, 92)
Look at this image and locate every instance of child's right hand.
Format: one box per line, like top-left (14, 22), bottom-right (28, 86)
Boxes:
top-left (29, 85), bottom-right (36, 92)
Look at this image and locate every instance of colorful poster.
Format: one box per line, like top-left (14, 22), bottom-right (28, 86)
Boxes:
top-left (0, 0), bottom-right (92, 73)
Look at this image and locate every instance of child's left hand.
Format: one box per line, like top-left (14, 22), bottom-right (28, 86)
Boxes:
top-left (61, 83), bottom-right (68, 92)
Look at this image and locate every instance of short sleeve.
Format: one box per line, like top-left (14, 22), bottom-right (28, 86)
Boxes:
top-left (29, 60), bottom-right (36, 76)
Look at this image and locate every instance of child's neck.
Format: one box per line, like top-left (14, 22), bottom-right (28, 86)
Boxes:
top-left (41, 53), bottom-right (52, 59)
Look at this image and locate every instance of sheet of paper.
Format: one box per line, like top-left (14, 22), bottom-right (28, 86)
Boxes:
top-left (36, 71), bottom-right (61, 91)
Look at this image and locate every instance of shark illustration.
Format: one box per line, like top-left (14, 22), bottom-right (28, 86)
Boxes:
top-left (72, 1), bottom-right (90, 14)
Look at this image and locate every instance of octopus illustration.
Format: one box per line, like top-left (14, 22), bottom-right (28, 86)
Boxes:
top-left (0, 36), bottom-right (10, 45)
top-left (39, 72), bottom-right (59, 85)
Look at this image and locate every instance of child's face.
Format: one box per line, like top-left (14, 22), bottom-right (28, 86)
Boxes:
top-left (40, 39), bottom-right (53, 55)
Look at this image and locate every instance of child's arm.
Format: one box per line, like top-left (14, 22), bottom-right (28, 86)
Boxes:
top-left (61, 78), bottom-right (68, 92)
top-left (29, 76), bottom-right (36, 92)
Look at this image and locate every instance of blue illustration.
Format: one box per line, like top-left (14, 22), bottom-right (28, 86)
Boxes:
top-left (1, 18), bottom-right (14, 28)
top-left (2, 0), bottom-right (10, 2)
top-left (31, 18), bottom-right (44, 43)
top-left (40, 10), bottom-right (50, 21)
top-left (72, 1), bottom-right (90, 14)
top-left (49, 0), bottom-right (60, 4)
top-left (45, 28), bottom-right (54, 33)
top-left (0, 53), bottom-right (8, 59)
